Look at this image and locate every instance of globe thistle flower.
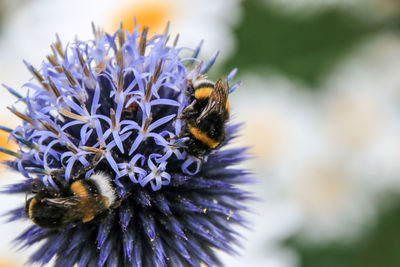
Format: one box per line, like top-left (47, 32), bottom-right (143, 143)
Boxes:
top-left (1, 23), bottom-right (251, 267)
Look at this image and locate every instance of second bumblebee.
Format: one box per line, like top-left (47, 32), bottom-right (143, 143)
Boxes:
top-left (26, 171), bottom-right (117, 229)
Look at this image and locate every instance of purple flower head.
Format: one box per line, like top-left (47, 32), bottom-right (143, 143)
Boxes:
top-left (1, 23), bottom-right (252, 267)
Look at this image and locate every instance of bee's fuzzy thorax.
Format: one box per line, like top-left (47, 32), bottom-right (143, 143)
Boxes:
top-left (192, 79), bottom-right (215, 90)
top-left (88, 172), bottom-right (116, 207)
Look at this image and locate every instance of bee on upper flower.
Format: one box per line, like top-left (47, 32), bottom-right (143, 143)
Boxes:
top-left (179, 76), bottom-right (230, 158)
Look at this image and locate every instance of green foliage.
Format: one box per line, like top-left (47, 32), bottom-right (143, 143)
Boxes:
top-left (222, 0), bottom-right (381, 87)
top-left (287, 197), bottom-right (400, 267)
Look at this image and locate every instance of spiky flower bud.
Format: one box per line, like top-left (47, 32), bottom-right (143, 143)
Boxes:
top-left (2, 23), bottom-right (251, 267)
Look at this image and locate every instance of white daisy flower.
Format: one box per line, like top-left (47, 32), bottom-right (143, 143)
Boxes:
top-left (231, 73), bottom-right (318, 172)
top-left (225, 74), bottom-right (316, 263)
top-left (232, 73), bottom-right (382, 245)
top-left (279, 145), bottom-right (377, 242)
top-left (321, 33), bottom-right (400, 191)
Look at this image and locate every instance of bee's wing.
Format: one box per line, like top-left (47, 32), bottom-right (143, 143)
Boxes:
top-left (42, 194), bottom-right (109, 208)
top-left (42, 196), bottom-right (81, 207)
top-left (42, 194), bottom-right (110, 224)
top-left (197, 76), bottom-right (229, 121)
top-left (211, 76), bottom-right (229, 105)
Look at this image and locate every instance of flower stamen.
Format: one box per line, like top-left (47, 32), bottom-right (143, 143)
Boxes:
top-left (7, 107), bottom-right (34, 125)
top-left (138, 26), bottom-right (149, 56)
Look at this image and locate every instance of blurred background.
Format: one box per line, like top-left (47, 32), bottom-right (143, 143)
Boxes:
top-left (1, 0), bottom-right (400, 266)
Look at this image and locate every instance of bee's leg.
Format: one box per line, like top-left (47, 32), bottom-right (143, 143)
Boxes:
top-left (52, 176), bottom-right (69, 190)
top-left (200, 156), bottom-right (206, 165)
top-left (179, 100), bottom-right (197, 120)
top-left (186, 78), bottom-right (195, 95)
top-left (110, 200), bottom-right (122, 209)
top-left (168, 132), bottom-right (189, 144)
top-left (110, 191), bottom-right (132, 209)
top-left (70, 157), bottom-right (104, 181)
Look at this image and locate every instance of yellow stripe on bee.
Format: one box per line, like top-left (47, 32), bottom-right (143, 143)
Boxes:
top-left (225, 101), bottom-right (230, 114)
top-left (71, 181), bottom-right (95, 223)
top-left (82, 213), bottom-right (95, 223)
top-left (188, 124), bottom-right (220, 148)
top-left (71, 181), bottom-right (88, 197)
top-left (194, 87), bottom-right (213, 99)
top-left (28, 198), bottom-right (38, 221)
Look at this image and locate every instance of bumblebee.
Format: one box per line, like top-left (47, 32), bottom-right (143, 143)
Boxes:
top-left (179, 76), bottom-right (230, 157)
top-left (25, 171), bottom-right (117, 229)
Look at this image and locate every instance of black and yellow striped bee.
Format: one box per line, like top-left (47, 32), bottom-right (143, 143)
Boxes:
top-left (25, 171), bottom-right (117, 229)
top-left (179, 76), bottom-right (230, 157)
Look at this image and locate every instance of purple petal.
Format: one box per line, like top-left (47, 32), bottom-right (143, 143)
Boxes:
top-left (94, 119), bottom-right (106, 145)
top-left (181, 157), bottom-right (201, 175)
top-left (229, 81), bottom-right (241, 93)
top-left (122, 227), bottom-right (134, 260)
top-left (129, 153), bottom-right (145, 166)
top-left (148, 132), bottom-right (168, 146)
top-left (115, 92), bottom-right (125, 122)
top-left (128, 172), bottom-right (139, 183)
top-left (112, 131), bottom-right (124, 153)
top-left (150, 98), bottom-right (180, 107)
top-left (120, 121), bottom-right (140, 134)
top-left (61, 120), bottom-right (83, 132)
top-left (105, 152), bottom-right (120, 176)
top-left (128, 134), bottom-right (144, 155)
top-left (98, 239), bottom-right (112, 267)
top-left (91, 84), bottom-right (101, 114)
top-left (227, 68), bottom-right (238, 82)
top-left (139, 173), bottom-right (154, 188)
top-left (148, 114), bottom-right (175, 132)
top-left (201, 50), bottom-right (219, 74)
top-left (65, 157), bottom-right (76, 181)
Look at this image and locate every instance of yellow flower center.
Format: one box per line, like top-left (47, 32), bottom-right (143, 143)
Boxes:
top-left (107, 0), bottom-right (175, 34)
top-left (0, 130), bottom-right (17, 163)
